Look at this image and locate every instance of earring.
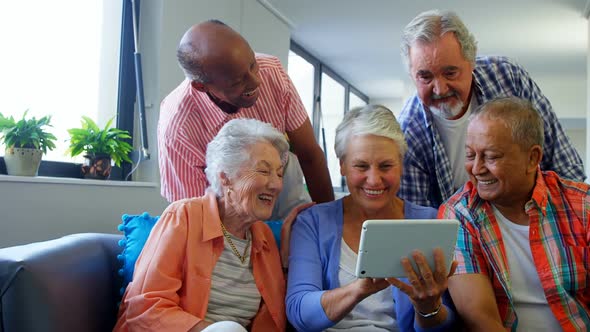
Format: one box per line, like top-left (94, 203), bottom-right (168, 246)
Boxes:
top-left (227, 187), bottom-right (232, 196)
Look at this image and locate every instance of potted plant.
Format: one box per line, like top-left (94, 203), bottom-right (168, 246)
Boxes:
top-left (67, 116), bottom-right (133, 180)
top-left (0, 111), bottom-right (57, 176)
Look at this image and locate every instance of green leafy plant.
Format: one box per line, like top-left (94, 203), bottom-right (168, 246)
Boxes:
top-left (0, 111), bottom-right (57, 154)
top-left (67, 116), bottom-right (133, 167)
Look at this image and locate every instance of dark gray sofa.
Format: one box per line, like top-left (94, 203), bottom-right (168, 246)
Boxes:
top-left (0, 233), bottom-right (123, 332)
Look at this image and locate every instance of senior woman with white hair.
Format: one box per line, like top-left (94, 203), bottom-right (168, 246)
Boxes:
top-left (115, 118), bottom-right (291, 332)
top-left (286, 105), bottom-right (459, 331)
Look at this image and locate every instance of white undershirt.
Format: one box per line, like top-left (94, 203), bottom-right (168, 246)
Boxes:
top-left (431, 95), bottom-right (477, 191)
top-left (325, 239), bottom-right (397, 331)
top-left (493, 206), bottom-right (562, 331)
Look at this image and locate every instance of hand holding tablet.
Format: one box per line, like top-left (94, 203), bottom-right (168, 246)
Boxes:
top-left (355, 219), bottom-right (459, 279)
top-left (354, 219), bottom-right (459, 318)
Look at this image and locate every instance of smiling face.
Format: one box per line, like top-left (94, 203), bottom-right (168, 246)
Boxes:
top-left (340, 135), bottom-right (402, 215)
top-left (465, 116), bottom-right (539, 208)
top-left (202, 47), bottom-right (261, 109)
top-left (226, 141), bottom-right (284, 222)
top-left (409, 32), bottom-right (474, 119)
top-left (190, 25), bottom-right (261, 109)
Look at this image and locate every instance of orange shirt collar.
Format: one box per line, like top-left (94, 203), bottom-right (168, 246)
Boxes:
top-left (201, 191), bottom-right (270, 252)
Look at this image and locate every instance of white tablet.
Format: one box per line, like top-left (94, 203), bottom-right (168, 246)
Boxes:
top-left (355, 219), bottom-right (459, 279)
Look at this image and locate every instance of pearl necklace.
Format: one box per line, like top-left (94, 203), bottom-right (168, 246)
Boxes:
top-left (220, 221), bottom-right (250, 264)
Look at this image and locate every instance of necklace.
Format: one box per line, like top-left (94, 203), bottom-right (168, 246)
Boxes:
top-left (220, 221), bottom-right (250, 264)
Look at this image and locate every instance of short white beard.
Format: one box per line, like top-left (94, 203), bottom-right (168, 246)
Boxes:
top-left (430, 100), bottom-right (465, 119)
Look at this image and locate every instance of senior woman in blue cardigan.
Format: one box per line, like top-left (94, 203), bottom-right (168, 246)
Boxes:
top-left (286, 105), bottom-right (458, 331)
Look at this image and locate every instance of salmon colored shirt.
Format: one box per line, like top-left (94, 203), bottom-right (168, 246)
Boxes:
top-left (114, 192), bottom-right (286, 331)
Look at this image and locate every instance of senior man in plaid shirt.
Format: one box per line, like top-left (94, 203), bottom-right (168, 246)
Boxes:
top-left (440, 97), bottom-right (589, 331)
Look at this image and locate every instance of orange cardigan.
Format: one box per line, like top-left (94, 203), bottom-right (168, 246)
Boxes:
top-left (114, 192), bottom-right (286, 331)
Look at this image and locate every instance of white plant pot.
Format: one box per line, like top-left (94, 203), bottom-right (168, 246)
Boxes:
top-left (4, 147), bottom-right (43, 176)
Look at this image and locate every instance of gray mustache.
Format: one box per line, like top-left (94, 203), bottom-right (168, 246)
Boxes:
top-left (432, 91), bottom-right (458, 100)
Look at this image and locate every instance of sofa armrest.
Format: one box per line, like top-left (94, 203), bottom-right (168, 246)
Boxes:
top-left (0, 233), bottom-right (123, 332)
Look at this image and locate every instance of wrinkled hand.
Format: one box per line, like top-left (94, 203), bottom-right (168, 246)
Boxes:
top-left (387, 248), bottom-right (458, 314)
top-left (354, 277), bottom-right (391, 299)
top-left (280, 201), bottom-right (316, 268)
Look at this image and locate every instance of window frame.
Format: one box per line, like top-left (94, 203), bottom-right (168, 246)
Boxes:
top-left (116, 0), bottom-right (141, 180)
top-left (290, 41), bottom-right (322, 139)
top-left (289, 40), bottom-right (369, 192)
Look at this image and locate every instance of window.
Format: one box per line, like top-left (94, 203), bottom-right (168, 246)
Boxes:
top-left (349, 90), bottom-right (368, 109)
top-left (0, 1), bottom-right (138, 179)
top-left (320, 72), bottom-right (345, 188)
top-left (288, 51), bottom-right (315, 123)
top-left (1, 1), bottom-right (122, 163)
top-left (288, 41), bottom-right (369, 191)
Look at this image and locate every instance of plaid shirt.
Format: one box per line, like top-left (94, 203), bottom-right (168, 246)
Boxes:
top-left (398, 56), bottom-right (586, 208)
top-left (439, 169), bottom-right (590, 331)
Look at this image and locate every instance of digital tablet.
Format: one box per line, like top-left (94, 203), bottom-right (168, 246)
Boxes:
top-left (355, 219), bottom-right (459, 279)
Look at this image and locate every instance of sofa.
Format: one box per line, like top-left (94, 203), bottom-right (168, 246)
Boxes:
top-left (0, 233), bottom-right (123, 332)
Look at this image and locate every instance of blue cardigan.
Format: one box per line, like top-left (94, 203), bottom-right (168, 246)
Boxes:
top-left (285, 198), bottom-right (457, 332)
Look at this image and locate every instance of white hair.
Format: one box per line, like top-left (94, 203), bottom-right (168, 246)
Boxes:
top-left (205, 118), bottom-right (289, 196)
top-left (334, 104), bottom-right (407, 160)
top-left (470, 96), bottom-right (544, 150)
top-left (401, 9), bottom-right (477, 72)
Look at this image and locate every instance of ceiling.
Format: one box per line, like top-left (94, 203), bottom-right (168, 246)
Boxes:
top-left (267, 0), bottom-right (589, 101)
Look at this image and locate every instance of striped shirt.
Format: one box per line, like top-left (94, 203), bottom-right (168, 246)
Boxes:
top-left (439, 169), bottom-right (590, 331)
top-left (206, 232), bottom-right (261, 327)
top-left (158, 54), bottom-right (308, 202)
top-left (399, 56), bottom-right (586, 208)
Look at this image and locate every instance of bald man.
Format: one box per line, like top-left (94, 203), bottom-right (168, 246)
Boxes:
top-left (158, 20), bottom-right (334, 220)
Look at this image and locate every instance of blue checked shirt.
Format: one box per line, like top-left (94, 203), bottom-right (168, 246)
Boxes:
top-left (398, 56), bottom-right (586, 208)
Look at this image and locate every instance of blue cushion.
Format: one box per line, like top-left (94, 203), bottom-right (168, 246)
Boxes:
top-left (265, 220), bottom-right (283, 249)
top-left (116, 212), bottom-right (160, 296)
top-left (116, 214), bottom-right (282, 297)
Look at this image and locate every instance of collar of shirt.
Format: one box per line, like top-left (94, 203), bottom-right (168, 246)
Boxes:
top-left (525, 166), bottom-right (549, 217)
top-left (200, 191), bottom-right (270, 253)
top-left (187, 81), bottom-right (231, 125)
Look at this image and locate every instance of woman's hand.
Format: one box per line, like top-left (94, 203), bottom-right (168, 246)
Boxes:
top-left (280, 201), bottom-right (315, 269)
top-left (320, 277), bottom-right (390, 322)
top-left (354, 277), bottom-right (391, 298)
top-left (387, 248), bottom-right (458, 314)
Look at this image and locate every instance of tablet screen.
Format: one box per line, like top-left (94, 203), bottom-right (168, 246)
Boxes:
top-left (355, 219), bottom-right (459, 278)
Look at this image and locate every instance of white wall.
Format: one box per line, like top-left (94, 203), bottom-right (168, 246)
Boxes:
top-left (565, 128), bottom-right (587, 166)
top-left (534, 74), bottom-right (586, 119)
top-left (241, 1), bottom-right (291, 68)
top-left (370, 98), bottom-right (405, 118)
top-left (0, 177), bottom-right (168, 248)
top-left (534, 74), bottom-right (587, 174)
top-left (0, 0), bottom-right (291, 248)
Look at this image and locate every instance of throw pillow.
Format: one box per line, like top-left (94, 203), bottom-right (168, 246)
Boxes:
top-left (264, 220), bottom-right (283, 249)
top-left (116, 212), bottom-right (160, 296)
top-left (116, 214), bottom-right (283, 297)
